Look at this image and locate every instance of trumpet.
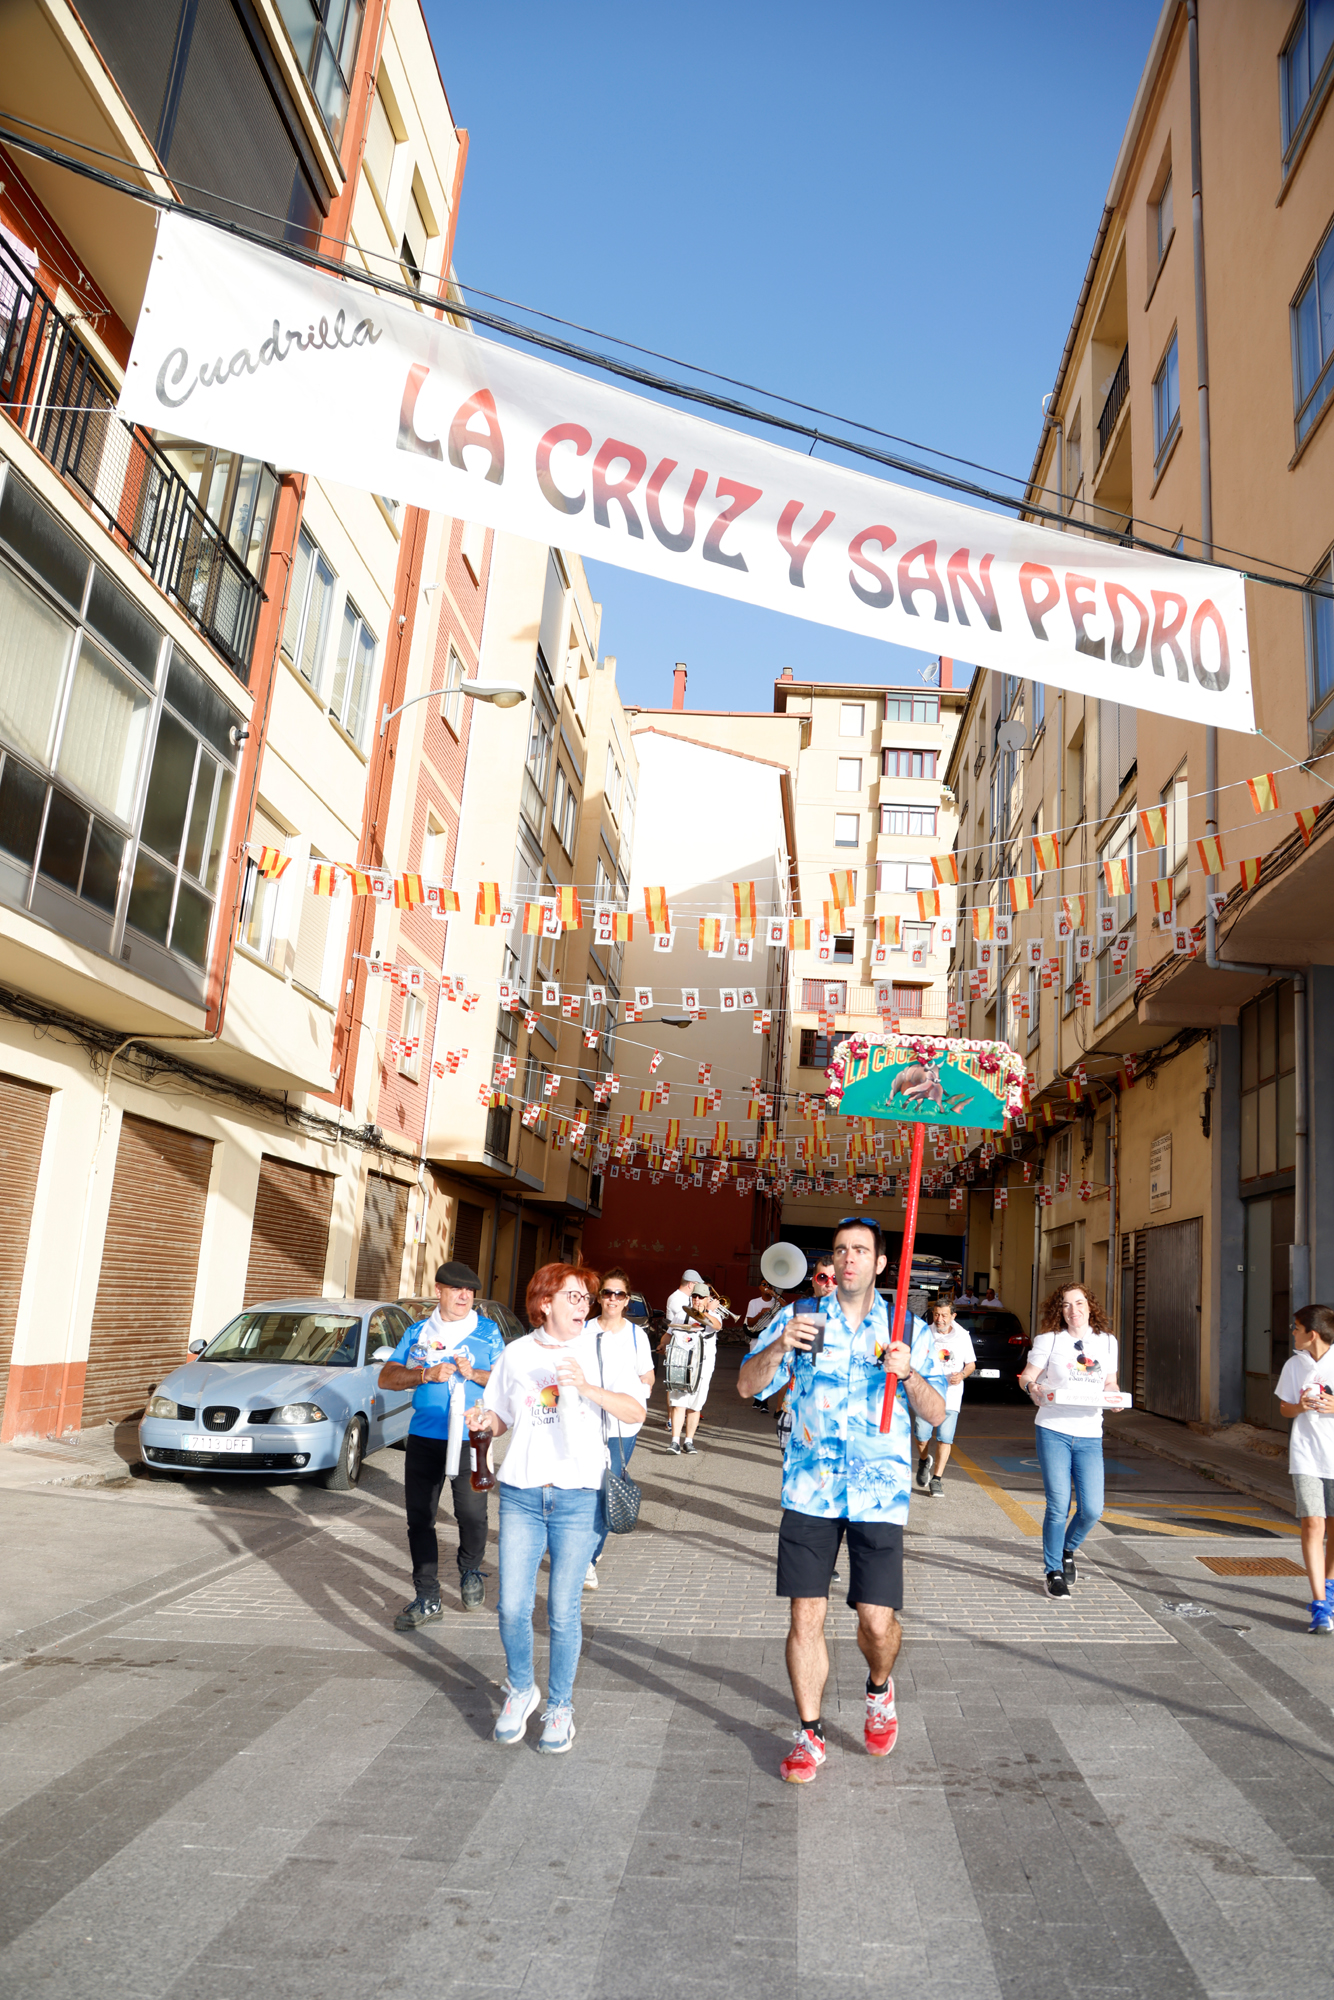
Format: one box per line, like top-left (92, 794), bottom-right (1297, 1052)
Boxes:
top-left (687, 1282), bottom-right (739, 1326)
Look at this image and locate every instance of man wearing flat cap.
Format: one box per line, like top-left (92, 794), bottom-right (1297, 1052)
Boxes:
top-left (379, 1261), bottom-right (504, 1624)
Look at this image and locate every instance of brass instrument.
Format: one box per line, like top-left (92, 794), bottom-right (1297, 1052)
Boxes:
top-left (686, 1282), bottom-right (738, 1327)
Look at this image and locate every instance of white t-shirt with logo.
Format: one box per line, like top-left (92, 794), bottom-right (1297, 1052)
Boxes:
top-left (1029, 1330), bottom-right (1119, 1438)
top-left (586, 1317), bottom-right (654, 1438)
top-left (484, 1328), bottom-right (649, 1489)
top-left (932, 1323), bottom-right (977, 1413)
top-left (1275, 1349), bottom-right (1334, 1478)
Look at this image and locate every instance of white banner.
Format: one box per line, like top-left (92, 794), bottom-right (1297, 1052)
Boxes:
top-left (119, 213), bottom-right (1254, 732)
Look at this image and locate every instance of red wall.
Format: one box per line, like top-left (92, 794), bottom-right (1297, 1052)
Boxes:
top-left (582, 1175), bottom-right (764, 1315)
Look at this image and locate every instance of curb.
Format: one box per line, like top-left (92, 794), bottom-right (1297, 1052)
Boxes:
top-left (1115, 1418), bottom-right (1295, 1520)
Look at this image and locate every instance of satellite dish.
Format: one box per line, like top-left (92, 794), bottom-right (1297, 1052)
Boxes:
top-left (997, 719), bottom-right (1027, 754)
top-left (761, 1242), bottom-right (808, 1289)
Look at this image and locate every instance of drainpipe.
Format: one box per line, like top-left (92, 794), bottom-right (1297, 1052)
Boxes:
top-left (1293, 972), bottom-right (1310, 1311)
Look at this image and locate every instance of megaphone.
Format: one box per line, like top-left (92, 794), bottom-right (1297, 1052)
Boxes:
top-left (760, 1241), bottom-right (808, 1290)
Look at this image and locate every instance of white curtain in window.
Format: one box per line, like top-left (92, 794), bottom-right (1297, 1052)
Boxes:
top-left (0, 563), bottom-right (73, 764)
top-left (55, 638), bottom-right (150, 821)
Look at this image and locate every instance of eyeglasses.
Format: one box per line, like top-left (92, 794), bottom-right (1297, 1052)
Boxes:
top-left (600, 1289), bottom-right (629, 1300)
top-left (556, 1290), bottom-right (590, 1307)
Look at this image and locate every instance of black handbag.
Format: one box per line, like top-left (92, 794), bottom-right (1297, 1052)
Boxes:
top-left (597, 1332), bottom-right (642, 1534)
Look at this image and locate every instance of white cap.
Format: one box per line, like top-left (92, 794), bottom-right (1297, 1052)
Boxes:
top-left (682, 1268), bottom-right (703, 1282)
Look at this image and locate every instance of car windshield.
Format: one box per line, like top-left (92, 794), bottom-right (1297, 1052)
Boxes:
top-left (202, 1311), bottom-right (363, 1366)
top-left (956, 1311), bottom-right (1026, 1342)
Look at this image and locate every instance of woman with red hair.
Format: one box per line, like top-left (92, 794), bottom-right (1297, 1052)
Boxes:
top-left (469, 1261), bottom-right (648, 1753)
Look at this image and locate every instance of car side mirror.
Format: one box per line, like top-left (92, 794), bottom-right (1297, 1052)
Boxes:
top-left (188, 1339), bottom-right (207, 1355)
top-left (372, 1346), bottom-right (394, 1362)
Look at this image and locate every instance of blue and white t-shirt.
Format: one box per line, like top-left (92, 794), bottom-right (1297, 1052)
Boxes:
top-left (389, 1309), bottom-right (505, 1441)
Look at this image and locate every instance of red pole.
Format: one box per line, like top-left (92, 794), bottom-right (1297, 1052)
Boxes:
top-left (879, 1121), bottom-right (926, 1432)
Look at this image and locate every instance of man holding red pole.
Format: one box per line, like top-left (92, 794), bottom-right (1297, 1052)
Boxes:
top-left (738, 1216), bottom-right (946, 1784)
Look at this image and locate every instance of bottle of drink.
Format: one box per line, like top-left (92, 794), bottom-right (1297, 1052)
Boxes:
top-left (469, 1431), bottom-right (497, 1492)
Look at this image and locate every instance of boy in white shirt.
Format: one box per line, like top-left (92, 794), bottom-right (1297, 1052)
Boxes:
top-left (1275, 1302), bottom-right (1334, 1636)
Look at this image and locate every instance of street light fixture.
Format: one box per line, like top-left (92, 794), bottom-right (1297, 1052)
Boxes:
top-left (379, 680), bottom-right (527, 736)
top-left (644, 1017), bottom-right (693, 1028)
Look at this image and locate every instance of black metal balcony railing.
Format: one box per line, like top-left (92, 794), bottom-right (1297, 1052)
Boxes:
top-left (0, 240), bottom-right (262, 681)
top-left (1097, 345), bottom-right (1130, 464)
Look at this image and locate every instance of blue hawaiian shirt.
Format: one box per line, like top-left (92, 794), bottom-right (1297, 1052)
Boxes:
top-left (757, 1294), bottom-right (946, 1524)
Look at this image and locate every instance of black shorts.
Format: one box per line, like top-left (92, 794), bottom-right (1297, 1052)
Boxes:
top-left (776, 1509), bottom-right (904, 1610)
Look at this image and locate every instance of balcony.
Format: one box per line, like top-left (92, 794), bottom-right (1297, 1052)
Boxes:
top-left (1097, 345), bottom-right (1130, 464)
top-left (0, 242), bottom-right (263, 680)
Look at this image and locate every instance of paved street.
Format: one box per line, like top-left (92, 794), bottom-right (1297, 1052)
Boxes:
top-left (3, 1357), bottom-right (1333, 2000)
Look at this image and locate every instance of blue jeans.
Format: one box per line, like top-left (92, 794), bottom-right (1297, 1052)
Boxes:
top-left (1034, 1425), bottom-right (1105, 1573)
top-left (592, 1435), bottom-right (636, 1563)
top-left (497, 1483), bottom-right (600, 1707)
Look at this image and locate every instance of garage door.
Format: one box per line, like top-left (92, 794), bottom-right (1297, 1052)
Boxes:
top-left (453, 1198), bottom-right (485, 1271)
top-left (1143, 1217), bottom-right (1202, 1423)
top-left (82, 1114), bottom-right (214, 1427)
top-left (243, 1156), bottom-right (336, 1306)
top-left (0, 1074), bottom-right (52, 1426)
top-left (354, 1172), bottom-right (409, 1298)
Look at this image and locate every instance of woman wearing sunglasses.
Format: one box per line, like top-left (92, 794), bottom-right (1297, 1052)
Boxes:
top-left (1018, 1284), bottom-right (1121, 1597)
top-left (468, 1262), bottom-right (648, 1753)
top-left (583, 1269), bottom-right (655, 1590)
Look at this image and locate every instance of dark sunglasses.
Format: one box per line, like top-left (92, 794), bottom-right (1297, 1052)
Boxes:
top-left (600, 1288), bottom-right (629, 1300)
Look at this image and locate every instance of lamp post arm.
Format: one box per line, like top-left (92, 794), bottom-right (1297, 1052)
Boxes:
top-left (380, 687), bottom-right (451, 737)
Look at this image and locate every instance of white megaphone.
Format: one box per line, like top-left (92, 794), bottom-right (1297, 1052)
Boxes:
top-left (760, 1241), bottom-right (808, 1291)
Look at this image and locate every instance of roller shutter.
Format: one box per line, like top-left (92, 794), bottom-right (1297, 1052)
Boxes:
top-left (514, 1220), bottom-right (540, 1319)
top-left (243, 1156), bottom-right (336, 1306)
top-left (0, 1074), bottom-right (52, 1425)
top-left (453, 1199), bottom-right (485, 1272)
top-left (354, 1173), bottom-right (409, 1299)
top-left (83, 1114), bottom-right (213, 1427)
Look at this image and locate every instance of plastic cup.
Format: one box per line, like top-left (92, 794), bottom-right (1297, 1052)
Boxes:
top-left (794, 1311), bottom-right (826, 1354)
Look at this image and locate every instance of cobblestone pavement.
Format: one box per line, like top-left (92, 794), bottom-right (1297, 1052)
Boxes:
top-left (2, 1367), bottom-right (1333, 2000)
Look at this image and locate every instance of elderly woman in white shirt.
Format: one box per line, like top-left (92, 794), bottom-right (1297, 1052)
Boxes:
top-left (468, 1261), bottom-right (647, 1754)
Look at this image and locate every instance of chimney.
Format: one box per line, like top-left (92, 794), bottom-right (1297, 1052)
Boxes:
top-left (779, 666), bottom-right (794, 681)
top-left (671, 662), bottom-right (687, 710)
top-left (938, 656), bottom-right (953, 689)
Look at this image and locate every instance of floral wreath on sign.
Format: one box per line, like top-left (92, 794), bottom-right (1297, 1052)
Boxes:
top-left (825, 1034), bottom-right (1030, 1121)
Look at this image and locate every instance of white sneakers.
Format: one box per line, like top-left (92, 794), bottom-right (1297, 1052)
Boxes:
top-left (493, 1681), bottom-right (541, 1744)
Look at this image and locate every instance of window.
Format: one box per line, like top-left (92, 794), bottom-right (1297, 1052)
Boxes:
top-left (882, 747), bottom-right (937, 779)
top-left (1293, 221), bottom-right (1334, 444)
top-left (400, 185), bottom-right (432, 293)
top-left (834, 812), bottom-right (859, 846)
top-left (832, 934), bottom-right (855, 961)
top-left (799, 1029), bottom-right (851, 1069)
top-left (1240, 981), bottom-right (1297, 1180)
top-left (801, 979), bottom-right (847, 1010)
top-left (605, 744), bottom-right (623, 816)
top-left (552, 763), bottom-right (578, 856)
top-left (522, 686), bottom-right (555, 833)
top-left (839, 702), bottom-right (865, 736)
top-left (890, 983), bottom-right (924, 1014)
top-left (880, 802), bottom-right (937, 836)
top-left (901, 922), bottom-right (933, 957)
top-left (398, 989), bottom-right (425, 1080)
top-left (282, 527), bottom-right (335, 689)
top-left (420, 814), bottom-right (447, 883)
top-left (1030, 678), bottom-right (1045, 734)
top-left (620, 780), bottom-right (636, 858)
top-left (1065, 409), bottom-right (1082, 509)
top-left (594, 854), bottom-right (612, 908)
top-left (363, 83), bottom-right (398, 203)
top-left (330, 600), bottom-right (376, 745)
top-left (883, 695), bottom-right (938, 723)
top-left (876, 860), bottom-right (934, 894)
top-left (1053, 1128), bottom-right (1072, 1189)
top-left (1153, 334), bottom-right (1181, 462)
top-left (1153, 170), bottom-right (1174, 267)
top-left (1282, 0), bottom-right (1334, 159)
top-left (439, 646), bottom-right (465, 733)
top-left (836, 757), bottom-right (862, 792)
top-left (1096, 811), bottom-right (1137, 1015)
top-left (275, 0), bottom-right (367, 145)
top-left (242, 807), bottom-right (287, 964)
top-left (1162, 767), bottom-right (1189, 884)
top-left (154, 439), bottom-right (278, 582)
top-left (291, 851), bottom-right (336, 998)
top-left (1307, 553), bottom-right (1334, 741)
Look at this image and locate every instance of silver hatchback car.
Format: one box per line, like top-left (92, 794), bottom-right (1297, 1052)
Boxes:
top-left (138, 1298), bottom-right (420, 1488)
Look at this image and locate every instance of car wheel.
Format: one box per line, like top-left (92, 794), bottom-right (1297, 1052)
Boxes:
top-left (320, 1418), bottom-right (365, 1490)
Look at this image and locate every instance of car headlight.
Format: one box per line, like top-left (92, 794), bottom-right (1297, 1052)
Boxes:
top-left (147, 1393), bottom-right (182, 1420)
top-left (276, 1402), bottom-right (328, 1425)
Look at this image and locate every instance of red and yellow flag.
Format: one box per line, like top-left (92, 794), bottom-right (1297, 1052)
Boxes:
top-left (917, 889), bottom-right (941, 920)
top-left (1247, 772), bottom-right (1280, 814)
top-left (1238, 856), bottom-right (1262, 890)
top-left (1196, 835), bottom-right (1226, 876)
top-left (664, 1118), bottom-right (680, 1149)
top-left (475, 882), bottom-right (501, 926)
top-left (972, 906), bottom-right (995, 941)
top-left (1103, 858), bottom-right (1131, 898)
top-left (698, 916), bottom-right (723, 952)
top-left (693, 1095), bottom-right (711, 1116)
top-left (310, 863), bottom-right (339, 897)
top-left (256, 845), bottom-right (290, 878)
top-left (555, 885), bottom-right (584, 930)
top-left (1032, 832), bottom-right (1061, 873)
top-left (732, 880), bottom-right (758, 938)
top-left (394, 872), bottom-right (424, 909)
top-left (617, 1115), bottom-right (634, 1138)
top-left (1009, 875), bottom-right (1035, 911)
top-left (348, 869), bottom-right (372, 898)
top-left (713, 1122), bottom-right (729, 1151)
top-left (643, 885), bottom-right (671, 933)
top-left (1137, 807), bottom-right (1167, 848)
top-left (828, 869), bottom-right (856, 913)
top-left (522, 901), bottom-right (546, 935)
top-left (931, 854), bottom-right (959, 886)
top-left (609, 911), bottom-right (633, 940)
top-left (1296, 807), bottom-right (1319, 845)
top-left (877, 914), bottom-right (901, 945)
top-left (1150, 877), bottom-right (1174, 915)
top-left (789, 918), bottom-right (811, 950)
top-left (638, 1091), bottom-right (655, 1112)
top-left (1062, 895), bottom-right (1087, 928)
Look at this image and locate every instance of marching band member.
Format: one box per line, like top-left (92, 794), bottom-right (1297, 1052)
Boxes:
top-left (666, 1282), bottom-right (722, 1455)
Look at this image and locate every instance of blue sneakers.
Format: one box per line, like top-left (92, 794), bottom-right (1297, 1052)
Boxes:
top-left (1308, 1599), bottom-right (1333, 1635)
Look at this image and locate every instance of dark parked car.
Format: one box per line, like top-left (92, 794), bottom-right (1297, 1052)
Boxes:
top-left (952, 1308), bottom-right (1030, 1392)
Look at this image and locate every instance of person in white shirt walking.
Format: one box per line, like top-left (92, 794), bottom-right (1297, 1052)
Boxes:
top-left (913, 1300), bottom-right (976, 1496)
top-left (1018, 1285), bottom-right (1121, 1598)
top-left (583, 1267), bottom-right (654, 1590)
top-left (1275, 1302), bottom-right (1334, 1635)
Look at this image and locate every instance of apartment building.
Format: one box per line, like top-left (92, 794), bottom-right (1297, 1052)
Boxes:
top-left (946, 0), bottom-right (1334, 1429)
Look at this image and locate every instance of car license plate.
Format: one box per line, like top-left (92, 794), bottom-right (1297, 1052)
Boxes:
top-left (978, 1368), bottom-right (1000, 1378)
top-left (182, 1435), bottom-right (252, 1453)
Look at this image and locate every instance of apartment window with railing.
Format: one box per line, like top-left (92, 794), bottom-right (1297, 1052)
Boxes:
top-left (620, 779), bottom-right (636, 858)
top-left (513, 830), bottom-right (543, 994)
top-left (883, 695), bottom-right (938, 723)
top-left (275, 0), bottom-right (367, 146)
top-left (876, 859), bottom-right (933, 893)
top-left (1293, 220), bottom-right (1334, 445)
top-left (1096, 811), bottom-right (1137, 1016)
top-left (880, 802), bottom-right (937, 837)
top-left (1281, 0), bottom-right (1334, 167)
top-left (154, 439), bottom-right (278, 582)
top-left (363, 83), bottom-right (399, 205)
top-left (1153, 334), bottom-right (1181, 463)
top-left (1030, 677), bottom-right (1045, 736)
top-left (1065, 408), bottom-right (1083, 507)
top-left (242, 807), bottom-right (287, 964)
top-left (1240, 981), bottom-right (1296, 1181)
top-left (1306, 552), bottom-right (1334, 743)
top-left (882, 747), bottom-right (937, 779)
top-left (801, 978), bottom-right (847, 1010)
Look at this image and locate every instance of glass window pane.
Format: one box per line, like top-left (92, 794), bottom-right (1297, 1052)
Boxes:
top-left (55, 638), bottom-right (151, 822)
top-left (1277, 1069), bottom-right (1297, 1171)
top-left (331, 601), bottom-right (356, 725)
top-left (37, 787), bottom-right (88, 892)
top-left (1240, 1089), bottom-right (1258, 1180)
top-left (0, 475), bottom-right (88, 609)
top-left (140, 711), bottom-right (198, 866)
top-left (349, 625), bottom-right (376, 743)
top-left (206, 766), bottom-right (233, 894)
top-left (170, 878), bottom-right (212, 968)
top-left (127, 847), bottom-right (176, 944)
top-left (86, 567), bottom-right (160, 683)
top-left (165, 649), bottom-right (242, 762)
top-left (281, 530), bottom-right (312, 664)
top-left (0, 560), bottom-right (74, 765)
top-left (1296, 275), bottom-right (1322, 403)
top-left (184, 752), bottom-right (216, 880)
top-left (300, 554), bottom-right (334, 686)
top-left (275, 0), bottom-right (319, 70)
top-left (1258, 990), bottom-right (1277, 1079)
top-left (1315, 0), bottom-right (1334, 87)
top-left (0, 756), bottom-right (45, 866)
top-left (1257, 1079), bottom-right (1278, 1177)
top-left (1313, 569), bottom-right (1334, 708)
top-left (81, 818), bottom-right (124, 914)
top-left (1278, 982), bottom-right (1296, 1074)
top-left (1241, 1001), bottom-right (1258, 1091)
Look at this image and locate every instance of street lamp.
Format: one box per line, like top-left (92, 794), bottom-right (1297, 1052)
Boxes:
top-left (644, 1017), bottom-right (693, 1028)
top-left (379, 680), bottom-right (527, 737)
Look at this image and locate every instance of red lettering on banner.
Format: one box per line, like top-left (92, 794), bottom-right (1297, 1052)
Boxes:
top-left (1150, 590), bottom-right (1189, 680)
top-left (848, 525), bottom-right (896, 608)
top-left (1106, 581), bottom-right (1148, 668)
top-left (777, 500), bottom-right (836, 587)
top-left (647, 459), bottom-right (708, 552)
top-left (1019, 561), bottom-right (1060, 639)
top-left (946, 548), bottom-right (1001, 630)
top-left (536, 423), bottom-right (591, 514)
top-left (1064, 572), bottom-right (1104, 659)
top-left (702, 478), bottom-right (763, 571)
top-left (897, 540), bottom-right (948, 622)
top-left (592, 438), bottom-right (647, 537)
top-left (1190, 599), bottom-right (1231, 691)
top-left (397, 363), bottom-right (442, 461)
top-left (447, 387), bottom-right (505, 484)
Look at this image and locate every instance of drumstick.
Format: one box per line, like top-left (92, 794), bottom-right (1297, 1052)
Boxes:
top-left (879, 1121), bottom-right (925, 1433)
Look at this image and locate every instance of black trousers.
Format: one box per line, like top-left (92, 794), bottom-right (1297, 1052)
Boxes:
top-left (404, 1432), bottom-right (490, 1591)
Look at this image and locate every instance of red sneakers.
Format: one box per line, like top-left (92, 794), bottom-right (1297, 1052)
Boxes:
top-left (864, 1680), bottom-right (898, 1757)
top-left (779, 1727), bottom-right (827, 1783)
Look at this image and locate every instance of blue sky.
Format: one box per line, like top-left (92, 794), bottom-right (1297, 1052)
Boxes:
top-left (423, 0), bottom-right (1165, 712)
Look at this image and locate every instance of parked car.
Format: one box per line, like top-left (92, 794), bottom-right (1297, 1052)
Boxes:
top-left (951, 1307), bottom-right (1030, 1392)
top-left (139, 1299), bottom-right (418, 1488)
top-left (397, 1296), bottom-right (526, 1344)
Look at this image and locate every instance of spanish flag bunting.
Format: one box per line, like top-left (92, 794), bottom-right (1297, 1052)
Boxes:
top-left (1103, 858), bottom-right (1131, 898)
top-left (877, 914), bottom-right (901, 945)
top-left (1247, 772), bottom-right (1280, 814)
top-left (555, 885), bottom-right (584, 930)
top-left (789, 918), bottom-right (811, 949)
top-left (638, 1091), bottom-right (655, 1112)
top-left (1062, 895), bottom-right (1087, 928)
top-left (1009, 874), bottom-right (1035, 911)
top-left (475, 882), bottom-right (501, 926)
top-left (714, 1122), bottom-right (728, 1149)
top-left (664, 1118), bottom-right (680, 1149)
top-left (310, 863), bottom-right (339, 897)
top-left (1296, 807), bottom-right (1319, 845)
top-left (1137, 807), bottom-right (1167, 849)
top-left (1238, 856), bottom-right (1262, 890)
top-left (1150, 877), bottom-right (1174, 915)
top-left (1032, 832), bottom-right (1061, 872)
top-left (617, 1115), bottom-right (634, 1137)
top-left (394, 872), bottom-right (424, 909)
top-left (610, 911), bottom-right (633, 940)
top-left (917, 889), bottom-right (941, 920)
top-left (972, 906), bottom-right (995, 941)
top-left (348, 869), bottom-right (372, 898)
top-left (693, 1095), bottom-right (711, 1116)
top-left (256, 845), bottom-right (290, 878)
top-left (644, 885), bottom-right (670, 933)
top-left (698, 916), bottom-right (723, 952)
top-left (931, 853), bottom-right (959, 886)
top-left (1196, 834), bottom-right (1227, 876)
top-left (829, 869), bottom-right (856, 911)
top-left (427, 886), bottom-right (461, 913)
top-left (522, 901), bottom-right (546, 935)
top-left (732, 880), bottom-right (758, 938)
top-left (1065, 1078), bottom-right (1082, 1101)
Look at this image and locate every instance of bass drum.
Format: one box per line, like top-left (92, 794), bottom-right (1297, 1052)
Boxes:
top-left (663, 1333), bottom-right (704, 1396)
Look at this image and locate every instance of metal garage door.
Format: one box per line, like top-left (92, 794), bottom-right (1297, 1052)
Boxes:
top-left (82, 1114), bottom-right (214, 1427)
top-left (354, 1172), bottom-right (409, 1299)
top-left (0, 1074), bottom-right (52, 1426)
top-left (1143, 1217), bottom-right (1202, 1423)
top-left (243, 1157), bottom-right (336, 1306)
top-left (453, 1199), bottom-right (484, 1271)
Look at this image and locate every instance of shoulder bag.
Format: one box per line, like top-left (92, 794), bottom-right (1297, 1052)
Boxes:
top-left (596, 1330), bottom-right (642, 1534)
